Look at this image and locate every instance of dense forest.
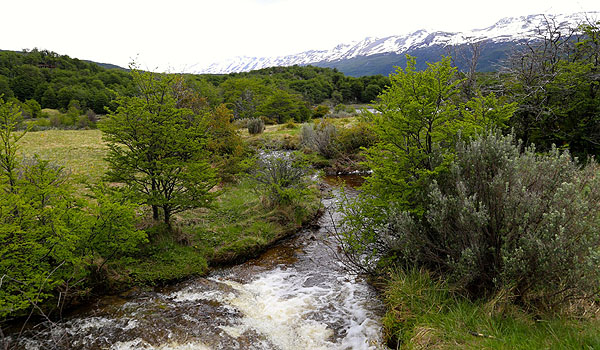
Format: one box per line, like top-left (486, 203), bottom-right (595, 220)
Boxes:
top-left (1, 18), bottom-right (600, 349)
top-left (0, 49), bottom-right (389, 128)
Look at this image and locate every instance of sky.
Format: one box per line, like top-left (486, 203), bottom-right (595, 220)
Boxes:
top-left (1, 0), bottom-right (598, 72)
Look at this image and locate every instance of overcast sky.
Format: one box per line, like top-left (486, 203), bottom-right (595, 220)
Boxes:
top-left (1, 0), bottom-right (598, 72)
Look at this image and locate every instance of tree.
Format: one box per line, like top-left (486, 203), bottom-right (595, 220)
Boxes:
top-left (363, 56), bottom-right (515, 209)
top-left (257, 89), bottom-right (311, 123)
top-left (100, 69), bottom-right (218, 225)
top-left (501, 16), bottom-right (600, 158)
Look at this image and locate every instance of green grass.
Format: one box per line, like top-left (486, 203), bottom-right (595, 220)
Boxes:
top-left (17, 129), bottom-right (322, 287)
top-left (19, 129), bottom-right (106, 184)
top-left (122, 178), bottom-right (320, 284)
top-left (383, 268), bottom-right (600, 349)
top-left (178, 178), bottom-right (321, 264)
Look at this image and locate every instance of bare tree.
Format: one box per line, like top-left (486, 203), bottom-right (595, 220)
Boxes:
top-left (501, 15), bottom-right (580, 146)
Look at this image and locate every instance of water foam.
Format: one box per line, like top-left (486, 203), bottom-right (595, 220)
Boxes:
top-left (213, 267), bottom-right (383, 350)
top-left (112, 338), bottom-right (211, 350)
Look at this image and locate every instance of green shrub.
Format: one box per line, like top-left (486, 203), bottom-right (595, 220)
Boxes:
top-left (252, 152), bottom-right (312, 207)
top-left (341, 132), bottom-right (600, 309)
top-left (313, 104), bottom-right (330, 118)
top-left (247, 117), bottom-right (265, 134)
top-left (336, 122), bottom-right (377, 154)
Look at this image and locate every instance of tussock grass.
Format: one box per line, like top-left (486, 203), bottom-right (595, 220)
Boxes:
top-left (383, 268), bottom-right (600, 349)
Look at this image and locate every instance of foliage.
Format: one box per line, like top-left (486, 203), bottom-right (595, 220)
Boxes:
top-left (502, 20), bottom-right (600, 159)
top-left (0, 155), bottom-right (87, 319)
top-left (0, 98), bottom-right (144, 320)
top-left (100, 69), bottom-right (218, 225)
top-left (363, 55), bottom-right (515, 211)
top-left (205, 104), bottom-right (248, 181)
top-left (342, 132), bottom-right (600, 308)
top-left (312, 104), bottom-right (330, 118)
top-left (0, 49), bottom-right (133, 113)
top-left (252, 152), bottom-right (313, 207)
top-left (257, 89), bottom-right (311, 123)
top-left (335, 121), bottom-right (378, 155)
top-left (247, 117), bottom-right (265, 134)
top-left (83, 185), bottom-right (147, 273)
top-left (300, 119), bottom-right (339, 158)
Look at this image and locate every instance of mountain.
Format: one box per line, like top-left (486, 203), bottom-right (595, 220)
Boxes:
top-left (199, 12), bottom-right (597, 76)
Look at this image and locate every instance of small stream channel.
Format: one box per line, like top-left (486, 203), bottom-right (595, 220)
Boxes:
top-left (8, 175), bottom-right (385, 350)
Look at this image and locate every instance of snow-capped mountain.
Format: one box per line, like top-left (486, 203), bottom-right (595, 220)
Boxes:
top-left (198, 12), bottom-right (597, 75)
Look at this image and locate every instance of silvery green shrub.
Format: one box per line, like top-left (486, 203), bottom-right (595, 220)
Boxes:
top-left (341, 132), bottom-right (600, 308)
top-left (247, 117), bottom-right (264, 135)
top-left (300, 121), bottom-right (338, 158)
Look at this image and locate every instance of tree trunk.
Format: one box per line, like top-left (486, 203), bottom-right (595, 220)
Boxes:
top-left (163, 207), bottom-right (171, 226)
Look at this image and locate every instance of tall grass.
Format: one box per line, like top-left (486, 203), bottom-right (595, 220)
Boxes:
top-left (383, 268), bottom-right (600, 349)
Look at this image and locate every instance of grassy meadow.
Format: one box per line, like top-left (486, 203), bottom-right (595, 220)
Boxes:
top-left (16, 127), bottom-right (321, 287)
top-left (19, 129), bottom-right (107, 184)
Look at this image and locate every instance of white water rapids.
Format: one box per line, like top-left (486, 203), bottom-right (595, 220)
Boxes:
top-left (8, 179), bottom-right (385, 349)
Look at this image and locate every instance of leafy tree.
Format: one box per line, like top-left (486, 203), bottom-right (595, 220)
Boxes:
top-left (503, 20), bottom-right (600, 158)
top-left (257, 89), bottom-right (311, 123)
top-left (101, 69), bottom-right (218, 225)
top-left (9, 64), bottom-right (44, 101)
top-left (22, 99), bottom-right (42, 118)
top-left (0, 98), bottom-right (25, 190)
top-left (0, 75), bottom-right (13, 99)
top-left (0, 97), bottom-right (145, 319)
top-left (363, 56), bottom-right (515, 209)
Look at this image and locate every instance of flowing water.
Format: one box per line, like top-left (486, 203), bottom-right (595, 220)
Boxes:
top-left (8, 176), bottom-right (384, 350)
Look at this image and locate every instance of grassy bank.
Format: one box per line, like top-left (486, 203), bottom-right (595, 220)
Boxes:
top-left (18, 129), bottom-right (321, 290)
top-left (382, 269), bottom-right (600, 349)
top-left (122, 178), bottom-right (320, 285)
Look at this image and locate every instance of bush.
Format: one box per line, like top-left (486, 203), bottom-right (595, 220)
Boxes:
top-left (313, 104), bottom-right (330, 118)
top-left (233, 118), bottom-right (251, 129)
top-left (336, 122), bottom-right (377, 154)
top-left (252, 152), bottom-right (312, 207)
top-left (300, 120), bottom-right (338, 158)
top-left (247, 117), bottom-right (265, 134)
top-left (340, 132), bottom-right (600, 309)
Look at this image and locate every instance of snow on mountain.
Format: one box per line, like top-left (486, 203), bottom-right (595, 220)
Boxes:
top-left (198, 12), bottom-right (597, 74)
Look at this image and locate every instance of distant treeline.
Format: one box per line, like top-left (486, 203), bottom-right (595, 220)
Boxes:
top-left (0, 49), bottom-right (389, 123)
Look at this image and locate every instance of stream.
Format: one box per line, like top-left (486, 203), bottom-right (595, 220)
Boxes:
top-left (8, 175), bottom-right (384, 350)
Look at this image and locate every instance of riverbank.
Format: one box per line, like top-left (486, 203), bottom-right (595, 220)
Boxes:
top-left (114, 177), bottom-right (322, 288)
top-left (12, 129), bottom-right (323, 318)
top-left (380, 269), bottom-right (600, 349)
top-left (6, 180), bottom-right (383, 350)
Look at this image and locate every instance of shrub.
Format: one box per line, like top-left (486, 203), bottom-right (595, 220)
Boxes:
top-left (300, 120), bottom-right (338, 158)
top-left (313, 104), bottom-right (330, 118)
top-left (247, 117), bottom-right (265, 134)
top-left (282, 120), bottom-right (297, 129)
top-left (252, 152), bottom-right (312, 207)
top-left (340, 132), bottom-right (600, 309)
top-left (233, 118), bottom-right (251, 129)
top-left (336, 122), bottom-right (377, 154)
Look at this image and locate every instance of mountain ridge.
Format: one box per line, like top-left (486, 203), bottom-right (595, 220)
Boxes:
top-left (199, 12), bottom-right (598, 76)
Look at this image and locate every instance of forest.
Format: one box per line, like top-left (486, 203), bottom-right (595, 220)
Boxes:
top-left (1, 19), bottom-right (600, 349)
